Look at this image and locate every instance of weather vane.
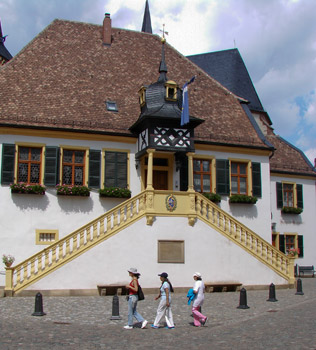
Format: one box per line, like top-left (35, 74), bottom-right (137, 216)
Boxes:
top-left (159, 24), bottom-right (168, 43)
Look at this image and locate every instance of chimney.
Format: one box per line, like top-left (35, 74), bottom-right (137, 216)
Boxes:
top-left (103, 13), bottom-right (112, 46)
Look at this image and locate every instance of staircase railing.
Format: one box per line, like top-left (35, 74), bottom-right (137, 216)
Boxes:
top-left (5, 192), bottom-right (147, 296)
top-left (195, 192), bottom-right (294, 282)
top-left (5, 190), bottom-right (294, 295)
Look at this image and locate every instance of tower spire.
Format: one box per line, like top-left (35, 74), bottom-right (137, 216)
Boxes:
top-left (158, 24), bottom-right (168, 82)
top-left (141, 0), bottom-right (152, 34)
top-left (0, 21), bottom-right (13, 64)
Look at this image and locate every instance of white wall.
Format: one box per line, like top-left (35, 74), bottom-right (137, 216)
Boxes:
top-left (270, 175), bottom-right (316, 266)
top-left (29, 216), bottom-right (287, 292)
top-left (0, 133), bottom-right (277, 289)
top-left (0, 134), bottom-right (139, 285)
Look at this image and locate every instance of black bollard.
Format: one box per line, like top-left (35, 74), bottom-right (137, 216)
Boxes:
top-left (267, 283), bottom-right (278, 302)
top-left (295, 278), bottom-right (304, 295)
top-left (32, 292), bottom-right (46, 316)
top-left (110, 295), bottom-right (122, 320)
top-left (237, 288), bottom-right (250, 309)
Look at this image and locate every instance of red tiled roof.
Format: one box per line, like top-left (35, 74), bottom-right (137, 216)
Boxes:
top-left (266, 129), bottom-right (316, 177)
top-left (0, 19), bottom-right (270, 149)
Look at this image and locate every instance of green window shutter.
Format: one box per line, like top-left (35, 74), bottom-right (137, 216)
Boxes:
top-left (44, 147), bottom-right (59, 186)
top-left (1, 144), bottom-right (15, 185)
top-left (298, 235), bottom-right (304, 258)
top-left (276, 182), bottom-right (283, 208)
top-left (279, 234), bottom-right (285, 253)
top-left (116, 152), bottom-right (127, 188)
top-left (88, 150), bottom-right (101, 188)
top-left (216, 159), bottom-right (229, 195)
top-left (296, 184), bottom-right (303, 209)
top-left (104, 151), bottom-right (128, 188)
top-left (252, 162), bottom-right (262, 197)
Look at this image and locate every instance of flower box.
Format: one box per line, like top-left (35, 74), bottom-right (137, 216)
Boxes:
top-left (229, 194), bottom-right (257, 204)
top-left (99, 187), bottom-right (131, 198)
top-left (281, 206), bottom-right (303, 215)
top-left (202, 192), bottom-right (221, 203)
top-left (10, 183), bottom-right (46, 195)
top-left (287, 248), bottom-right (300, 257)
top-left (56, 185), bottom-right (90, 197)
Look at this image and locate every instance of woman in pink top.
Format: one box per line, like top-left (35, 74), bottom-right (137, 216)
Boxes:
top-left (192, 272), bottom-right (208, 327)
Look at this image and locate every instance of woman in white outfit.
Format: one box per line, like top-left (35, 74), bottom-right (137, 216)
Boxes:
top-left (151, 272), bottom-right (175, 329)
top-left (192, 272), bottom-right (208, 327)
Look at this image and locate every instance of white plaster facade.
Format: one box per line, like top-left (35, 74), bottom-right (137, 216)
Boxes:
top-left (28, 217), bottom-right (287, 292)
top-left (0, 131), bottom-right (287, 291)
top-left (270, 175), bottom-right (316, 266)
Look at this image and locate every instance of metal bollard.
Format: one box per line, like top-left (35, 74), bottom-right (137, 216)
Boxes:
top-left (110, 295), bottom-right (122, 320)
top-left (237, 288), bottom-right (250, 309)
top-left (267, 283), bottom-right (278, 302)
top-left (295, 278), bottom-right (304, 295)
top-left (32, 292), bottom-right (46, 316)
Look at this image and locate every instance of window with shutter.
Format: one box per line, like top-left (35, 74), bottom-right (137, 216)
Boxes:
top-left (276, 233), bottom-right (302, 257)
top-left (88, 150), bottom-right (101, 188)
top-left (44, 147), bottom-right (59, 186)
top-left (296, 184), bottom-right (303, 209)
top-left (62, 149), bottom-right (85, 186)
top-left (298, 235), bottom-right (304, 258)
top-left (104, 151), bottom-right (128, 188)
top-left (193, 159), bottom-right (212, 193)
top-left (2, 144), bottom-right (45, 185)
top-left (252, 162), bottom-right (262, 197)
top-left (231, 162), bottom-right (248, 195)
top-left (1, 144), bottom-right (15, 185)
top-left (17, 146), bottom-right (42, 184)
top-left (279, 234), bottom-right (285, 253)
top-left (216, 159), bottom-right (229, 195)
top-left (276, 182), bottom-right (303, 209)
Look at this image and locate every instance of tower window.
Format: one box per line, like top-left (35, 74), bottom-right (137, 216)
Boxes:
top-left (139, 87), bottom-right (146, 106)
top-left (165, 81), bottom-right (177, 101)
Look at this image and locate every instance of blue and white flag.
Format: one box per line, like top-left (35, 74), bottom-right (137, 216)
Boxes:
top-left (181, 76), bottom-right (196, 126)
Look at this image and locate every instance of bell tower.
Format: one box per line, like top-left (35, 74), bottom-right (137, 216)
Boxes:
top-left (130, 35), bottom-right (203, 191)
top-left (130, 36), bottom-right (203, 158)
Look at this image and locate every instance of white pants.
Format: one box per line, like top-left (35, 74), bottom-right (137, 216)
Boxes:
top-left (153, 298), bottom-right (174, 327)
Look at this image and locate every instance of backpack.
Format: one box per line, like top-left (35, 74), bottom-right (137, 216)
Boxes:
top-left (137, 284), bottom-right (145, 301)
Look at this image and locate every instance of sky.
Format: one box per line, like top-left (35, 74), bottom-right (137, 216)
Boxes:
top-left (1, 0), bottom-right (316, 165)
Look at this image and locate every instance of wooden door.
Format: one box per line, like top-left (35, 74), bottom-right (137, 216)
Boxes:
top-left (145, 170), bottom-right (169, 190)
top-left (153, 170), bottom-right (168, 190)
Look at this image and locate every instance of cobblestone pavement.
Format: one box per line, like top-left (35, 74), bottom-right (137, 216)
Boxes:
top-left (1, 279), bottom-right (316, 349)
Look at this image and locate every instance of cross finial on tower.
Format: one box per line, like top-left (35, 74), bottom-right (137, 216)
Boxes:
top-left (159, 24), bottom-right (168, 43)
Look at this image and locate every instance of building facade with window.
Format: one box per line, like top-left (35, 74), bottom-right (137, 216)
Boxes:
top-left (0, 11), bottom-right (315, 295)
top-left (188, 48), bottom-right (316, 265)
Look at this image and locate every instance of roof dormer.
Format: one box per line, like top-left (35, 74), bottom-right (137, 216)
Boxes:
top-left (165, 80), bottom-right (178, 101)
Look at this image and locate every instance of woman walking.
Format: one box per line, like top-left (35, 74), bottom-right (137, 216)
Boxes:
top-left (191, 272), bottom-right (208, 327)
top-left (151, 272), bottom-right (175, 329)
top-left (124, 268), bottom-right (148, 330)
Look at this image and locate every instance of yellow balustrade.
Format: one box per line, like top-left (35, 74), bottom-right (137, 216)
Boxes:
top-left (195, 193), bottom-right (292, 282)
top-left (5, 190), bottom-right (293, 296)
top-left (5, 192), bottom-right (147, 296)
